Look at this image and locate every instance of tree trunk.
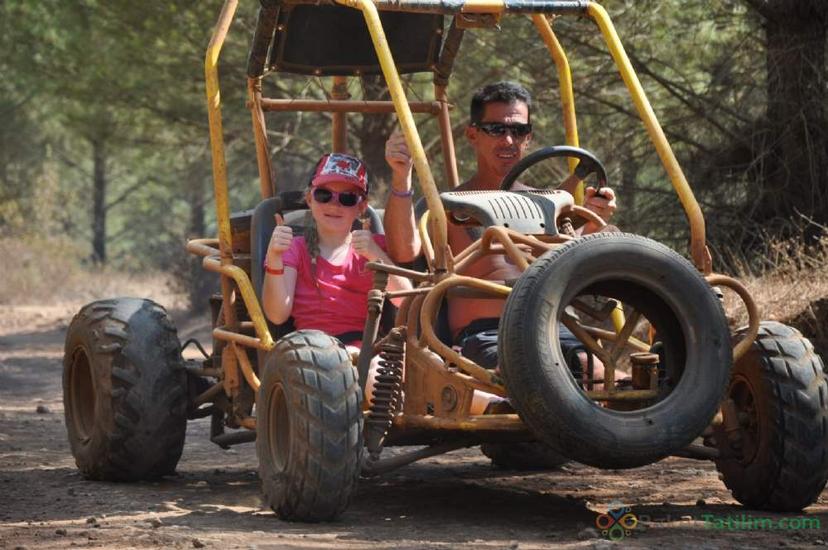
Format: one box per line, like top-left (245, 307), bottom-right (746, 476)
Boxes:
top-left (617, 141), bottom-right (639, 230)
top-left (752, 2), bottom-right (828, 235)
top-left (91, 138), bottom-right (107, 263)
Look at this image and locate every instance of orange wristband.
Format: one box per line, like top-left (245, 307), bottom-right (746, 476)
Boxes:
top-left (265, 264), bottom-right (284, 276)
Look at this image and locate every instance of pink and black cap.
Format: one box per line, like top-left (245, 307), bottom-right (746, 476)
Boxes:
top-left (310, 153), bottom-right (368, 194)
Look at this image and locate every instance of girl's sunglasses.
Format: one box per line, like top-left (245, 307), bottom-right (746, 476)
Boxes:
top-left (312, 187), bottom-right (365, 207)
top-left (473, 122), bottom-right (533, 138)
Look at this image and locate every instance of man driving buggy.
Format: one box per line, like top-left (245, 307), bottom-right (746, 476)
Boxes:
top-left (383, 81), bottom-right (617, 374)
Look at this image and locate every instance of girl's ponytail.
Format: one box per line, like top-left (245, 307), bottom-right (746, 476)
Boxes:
top-left (303, 210), bottom-right (321, 285)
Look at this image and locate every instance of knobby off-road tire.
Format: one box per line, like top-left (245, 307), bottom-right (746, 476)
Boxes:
top-left (63, 298), bottom-right (187, 481)
top-left (257, 330), bottom-right (363, 522)
top-left (715, 322), bottom-right (828, 511)
top-left (499, 233), bottom-right (732, 469)
top-left (481, 441), bottom-right (567, 470)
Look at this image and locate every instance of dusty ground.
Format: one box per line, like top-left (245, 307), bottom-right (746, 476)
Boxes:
top-left (1, 302), bottom-right (826, 549)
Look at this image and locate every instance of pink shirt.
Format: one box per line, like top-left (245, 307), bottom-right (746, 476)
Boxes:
top-left (281, 235), bottom-right (387, 342)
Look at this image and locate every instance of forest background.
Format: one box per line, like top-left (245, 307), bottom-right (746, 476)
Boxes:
top-left (1, 0), bottom-right (827, 324)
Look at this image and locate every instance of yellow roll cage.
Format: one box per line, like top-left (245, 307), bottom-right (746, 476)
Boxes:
top-left (194, 0), bottom-right (713, 358)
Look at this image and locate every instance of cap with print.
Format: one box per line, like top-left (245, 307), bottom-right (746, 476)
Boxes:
top-left (311, 153), bottom-right (368, 193)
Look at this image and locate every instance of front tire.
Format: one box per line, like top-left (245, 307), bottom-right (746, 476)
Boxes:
top-left (256, 330), bottom-right (363, 522)
top-left (714, 322), bottom-right (828, 511)
top-left (63, 298), bottom-right (187, 481)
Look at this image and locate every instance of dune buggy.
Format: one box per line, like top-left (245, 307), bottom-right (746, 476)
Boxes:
top-left (63, 0), bottom-right (828, 521)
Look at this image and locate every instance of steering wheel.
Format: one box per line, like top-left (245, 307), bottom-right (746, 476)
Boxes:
top-left (499, 145), bottom-right (609, 230)
top-left (500, 145), bottom-right (608, 191)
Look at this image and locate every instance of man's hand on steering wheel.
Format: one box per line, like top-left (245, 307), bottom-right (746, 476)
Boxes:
top-left (582, 186), bottom-right (617, 234)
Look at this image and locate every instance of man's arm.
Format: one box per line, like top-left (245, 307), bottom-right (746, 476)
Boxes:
top-left (383, 130), bottom-right (422, 263)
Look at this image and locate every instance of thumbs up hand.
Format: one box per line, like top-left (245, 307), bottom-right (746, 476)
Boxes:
top-left (351, 220), bottom-right (383, 262)
top-left (267, 213), bottom-right (293, 262)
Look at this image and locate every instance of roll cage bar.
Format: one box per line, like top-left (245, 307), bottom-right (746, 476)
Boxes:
top-left (199, 0), bottom-right (711, 354)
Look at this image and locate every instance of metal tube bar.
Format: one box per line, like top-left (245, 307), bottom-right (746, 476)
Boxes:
top-left (248, 77), bottom-right (275, 198)
top-left (561, 314), bottom-right (612, 366)
top-left (587, 2), bottom-right (709, 272)
top-left (365, 261), bottom-right (432, 283)
top-left (187, 238), bottom-right (221, 257)
top-left (480, 226), bottom-right (530, 271)
top-left (419, 276), bottom-right (510, 387)
top-left (290, 0), bottom-right (590, 15)
top-left (231, 342), bottom-right (261, 391)
top-left (609, 309), bottom-right (641, 363)
top-left (532, 14), bottom-right (583, 204)
top-left (585, 389), bottom-right (658, 401)
top-left (202, 256), bottom-right (275, 349)
top-left (331, 76), bottom-right (350, 152)
top-left (362, 439), bottom-right (475, 475)
top-left (393, 413), bottom-right (526, 431)
top-left (336, 0), bottom-right (449, 271)
top-left (211, 430), bottom-right (257, 447)
top-left (583, 326), bottom-right (649, 352)
top-left (386, 287), bottom-right (434, 298)
top-left (259, 98), bottom-right (443, 114)
top-left (435, 85), bottom-right (460, 188)
top-left (417, 211), bottom-right (436, 270)
top-left (671, 444), bottom-right (719, 461)
top-left (214, 327), bottom-right (271, 351)
top-left (706, 273), bottom-right (759, 361)
top-left (194, 381), bottom-right (225, 407)
top-left (204, 0), bottom-right (239, 259)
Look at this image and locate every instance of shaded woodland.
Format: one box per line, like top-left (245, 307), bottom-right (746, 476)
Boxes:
top-left (1, 0), bottom-right (826, 307)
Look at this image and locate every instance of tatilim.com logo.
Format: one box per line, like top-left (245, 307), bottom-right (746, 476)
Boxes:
top-left (702, 513), bottom-right (821, 530)
top-left (595, 501), bottom-right (638, 541)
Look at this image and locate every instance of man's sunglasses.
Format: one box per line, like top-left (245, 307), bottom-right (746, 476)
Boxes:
top-left (312, 187), bottom-right (365, 207)
top-left (473, 122), bottom-right (533, 138)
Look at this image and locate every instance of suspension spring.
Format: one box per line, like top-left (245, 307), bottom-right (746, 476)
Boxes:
top-left (365, 327), bottom-right (406, 459)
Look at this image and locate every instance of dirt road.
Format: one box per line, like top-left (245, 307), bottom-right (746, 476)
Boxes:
top-left (1, 303), bottom-right (826, 549)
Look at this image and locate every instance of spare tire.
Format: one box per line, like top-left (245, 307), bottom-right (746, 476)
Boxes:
top-left (499, 233), bottom-right (732, 469)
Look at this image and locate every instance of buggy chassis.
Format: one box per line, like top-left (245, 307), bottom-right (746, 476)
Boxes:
top-left (189, 0), bottom-right (760, 450)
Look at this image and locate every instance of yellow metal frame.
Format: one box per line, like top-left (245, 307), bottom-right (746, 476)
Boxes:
top-left (202, 0), bottom-right (274, 365)
top-left (193, 0), bottom-right (754, 431)
top-left (197, 0), bottom-right (714, 352)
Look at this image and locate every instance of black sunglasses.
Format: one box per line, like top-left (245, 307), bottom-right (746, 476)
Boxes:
top-left (473, 122), bottom-right (533, 138)
top-left (312, 187), bottom-right (365, 207)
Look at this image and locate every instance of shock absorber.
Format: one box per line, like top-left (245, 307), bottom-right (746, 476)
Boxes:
top-left (364, 327), bottom-right (406, 460)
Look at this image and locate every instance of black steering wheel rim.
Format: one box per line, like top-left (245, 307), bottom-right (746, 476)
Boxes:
top-left (499, 145), bottom-right (608, 191)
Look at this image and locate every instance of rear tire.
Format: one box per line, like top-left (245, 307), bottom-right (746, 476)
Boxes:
top-left (714, 322), bottom-right (828, 511)
top-left (256, 330), bottom-right (363, 522)
top-left (63, 298), bottom-right (187, 481)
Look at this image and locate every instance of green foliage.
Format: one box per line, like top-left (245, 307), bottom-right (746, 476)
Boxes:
top-left (1, 0), bottom-right (825, 289)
